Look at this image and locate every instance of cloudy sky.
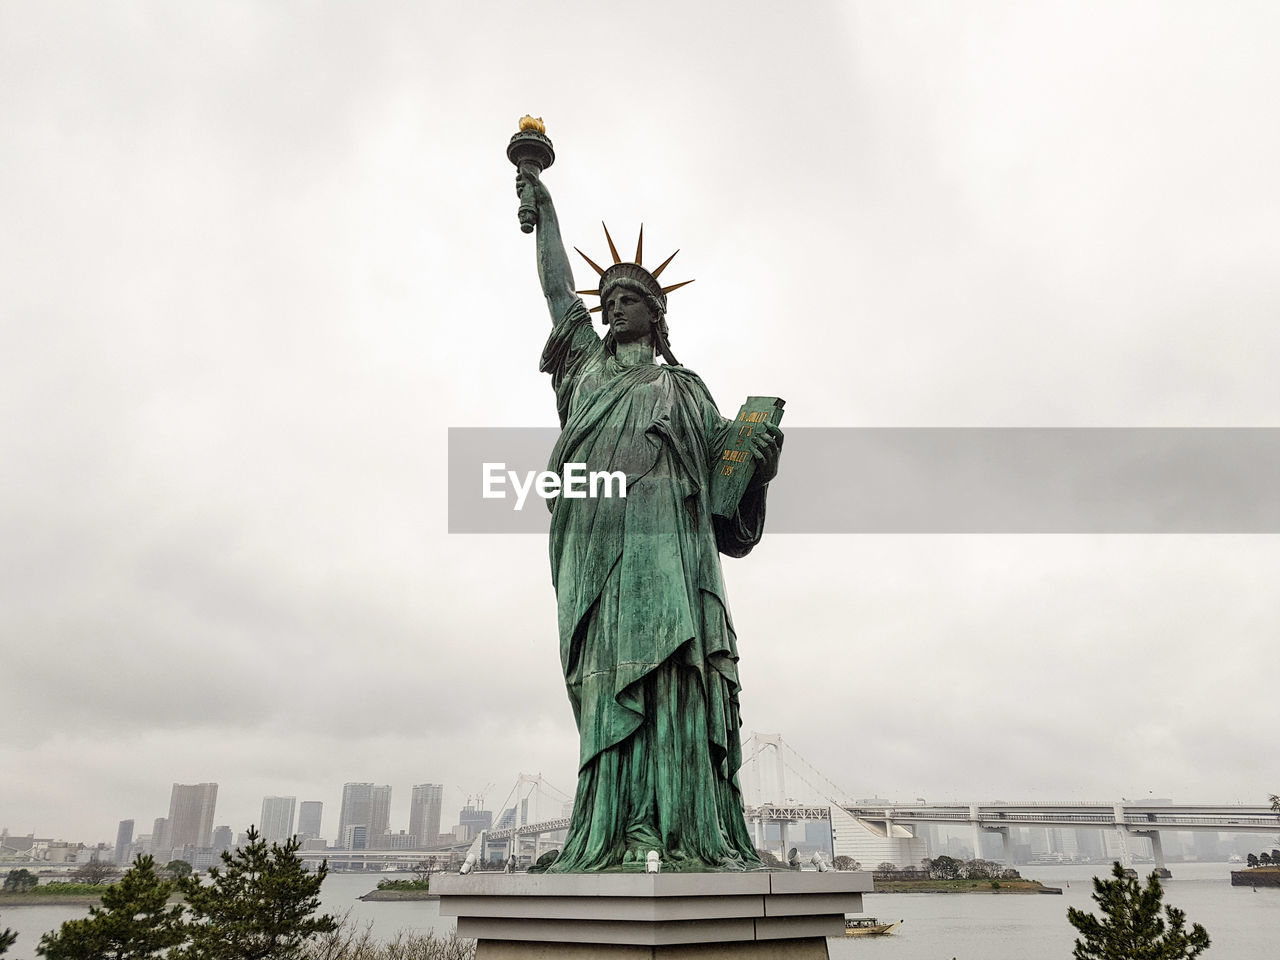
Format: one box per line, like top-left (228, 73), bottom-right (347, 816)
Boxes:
top-left (3, 1), bottom-right (1278, 844)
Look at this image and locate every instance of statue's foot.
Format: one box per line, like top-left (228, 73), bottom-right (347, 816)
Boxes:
top-left (623, 849), bottom-right (637, 864)
top-left (718, 856), bottom-right (746, 872)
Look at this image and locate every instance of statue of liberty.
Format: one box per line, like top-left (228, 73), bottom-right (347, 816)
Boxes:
top-left (511, 119), bottom-right (783, 872)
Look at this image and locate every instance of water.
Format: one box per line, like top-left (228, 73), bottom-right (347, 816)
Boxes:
top-left (828, 863), bottom-right (1279, 960)
top-left (3, 864), bottom-right (1275, 960)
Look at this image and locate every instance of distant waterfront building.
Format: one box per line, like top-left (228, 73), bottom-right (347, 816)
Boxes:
top-left (150, 817), bottom-right (170, 856)
top-left (211, 825), bottom-right (233, 854)
top-left (167, 782), bottom-right (218, 850)
top-left (370, 785), bottom-right (392, 839)
top-left (379, 830), bottom-right (419, 850)
top-left (341, 824), bottom-right (369, 850)
top-left (337, 784), bottom-right (392, 850)
top-left (458, 805), bottom-right (493, 837)
top-left (297, 801), bottom-right (323, 839)
top-left (408, 784), bottom-right (443, 848)
top-left (114, 820), bottom-right (135, 865)
top-left (260, 796), bottom-right (297, 842)
top-left (829, 804), bottom-right (926, 868)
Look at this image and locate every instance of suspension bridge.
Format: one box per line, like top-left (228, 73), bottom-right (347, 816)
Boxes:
top-left (299, 735), bottom-right (1276, 873)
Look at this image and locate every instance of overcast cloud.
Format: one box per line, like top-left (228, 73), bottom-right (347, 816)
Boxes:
top-left (2, 1), bottom-right (1278, 843)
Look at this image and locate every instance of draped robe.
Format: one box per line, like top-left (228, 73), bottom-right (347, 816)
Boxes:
top-left (539, 299), bottom-right (766, 872)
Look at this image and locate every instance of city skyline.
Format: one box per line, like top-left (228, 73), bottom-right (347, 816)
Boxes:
top-left (4, 3), bottom-right (1278, 842)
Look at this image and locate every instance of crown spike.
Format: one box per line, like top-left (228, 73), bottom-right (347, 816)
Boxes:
top-left (575, 288), bottom-right (600, 296)
top-left (588, 304), bottom-right (604, 313)
top-left (659, 279), bottom-right (695, 295)
top-left (651, 249), bottom-right (680, 278)
top-left (574, 247), bottom-right (606, 277)
top-left (601, 222), bottom-right (622, 264)
top-left (635, 225), bottom-right (644, 265)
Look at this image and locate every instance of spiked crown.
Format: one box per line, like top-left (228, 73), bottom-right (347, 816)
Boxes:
top-left (575, 224), bottom-right (694, 318)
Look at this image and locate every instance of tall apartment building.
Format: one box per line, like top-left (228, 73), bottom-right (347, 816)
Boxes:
top-left (408, 784), bottom-right (444, 848)
top-left (114, 819), bottom-right (135, 864)
top-left (167, 783), bottom-right (218, 850)
top-left (260, 796), bottom-right (297, 842)
top-left (297, 801), bottom-right (323, 839)
top-left (151, 817), bottom-right (170, 855)
top-left (337, 784), bottom-right (392, 849)
top-left (211, 825), bottom-right (233, 853)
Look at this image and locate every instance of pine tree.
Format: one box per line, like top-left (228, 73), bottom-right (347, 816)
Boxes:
top-left (176, 826), bottom-right (336, 960)
top-left (1067, 862), bottom-right (1210, 960)
top-left (36, 854), bottom-right (184, 960)
top-left (1, 924), bottom-right (16, 957)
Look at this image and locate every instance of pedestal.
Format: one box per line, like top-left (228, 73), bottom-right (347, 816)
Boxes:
top-left (435, 871), bottom-right (873, 959)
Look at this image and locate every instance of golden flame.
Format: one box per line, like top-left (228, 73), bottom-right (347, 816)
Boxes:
top-left (518, 115), bottom-right (546, 134)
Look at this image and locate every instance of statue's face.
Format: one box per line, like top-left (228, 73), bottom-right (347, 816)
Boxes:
top-left (604, 287), bottom-right (656, 344)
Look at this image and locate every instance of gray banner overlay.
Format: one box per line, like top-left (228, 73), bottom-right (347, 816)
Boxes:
top-left (448, 428), bottom-right (1280, 533)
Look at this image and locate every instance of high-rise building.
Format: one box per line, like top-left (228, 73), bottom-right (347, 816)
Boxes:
top-left (211, 825), bottom-right (233, 853)
top-left (167, 783), bottom-right (218, 850)
top-left (341, 824), bottom-right (368, 850)
top-left (408, 784), bottom-right (443, 848)
top-left (151, 817), bottom-right (170, 855)
top-left (297, 801), bottom-right (323, 839)
top-left (371, 785), bottom-right (392, 840)
top-left (458, 805), bottom-right (493, 837)
top-left (114, 820), bottom-right (135, 864)
top-left (260, 796), bottom-right (297, 843)
top-left (337, 784), bottom-right (392, 850)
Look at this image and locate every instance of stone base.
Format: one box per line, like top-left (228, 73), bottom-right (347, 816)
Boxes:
top-left (435, 871), bottom-right (872, 959)
top-left (476, 938), bottom-right (829, 959)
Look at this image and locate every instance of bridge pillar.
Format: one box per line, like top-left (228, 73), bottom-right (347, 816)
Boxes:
top-left (1112, 830), bottom-right (1133, 868)
top-left (987, 826), bottom-right (1013, 868)
top-left (1134, 830), bottom-right (1168, 874)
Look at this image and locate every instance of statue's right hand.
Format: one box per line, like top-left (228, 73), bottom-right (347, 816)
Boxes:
top-left (515, 163), bottom-right (551, 204)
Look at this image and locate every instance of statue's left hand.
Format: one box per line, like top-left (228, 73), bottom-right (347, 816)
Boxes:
top-left (745, 422), bottom-right (783, 489)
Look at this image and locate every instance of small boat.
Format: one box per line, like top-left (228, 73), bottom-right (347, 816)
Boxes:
top-left (843, 917), bottom-right (902, 937)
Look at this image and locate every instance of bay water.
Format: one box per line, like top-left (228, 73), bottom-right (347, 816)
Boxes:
top-left (2, 862), bottom-right (1274, 959)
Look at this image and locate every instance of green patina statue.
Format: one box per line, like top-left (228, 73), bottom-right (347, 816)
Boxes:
top-left (510, 119), bottom-right (783, 873)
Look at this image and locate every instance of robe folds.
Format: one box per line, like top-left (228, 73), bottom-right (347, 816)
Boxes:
top-left (538, 299), bottom-right (766, 872)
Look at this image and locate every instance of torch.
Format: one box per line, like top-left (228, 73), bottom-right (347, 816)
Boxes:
top-left (506, 116), bottom-right (555, 233)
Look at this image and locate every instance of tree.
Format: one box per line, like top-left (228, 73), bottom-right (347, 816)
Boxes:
top-left (1, 924), bottom-right (16, 957)
top-left (3, 869), bottom-right (38, 893)
top-left (176, 826), bottom-right (336, 960)
top-left (964, 859), bottom-right (993, 879)
top-left (832, 855), bottom-right (860, 871)
top-left (412, 859), bottom-right (439, 884)
top-left (163, 861), bottom-right (192, 880)
top-left (72, 860), bottom-right (121, 886)
top-left (1247, 853), bottom-right (1259, 867)
top-left (1067, 862), bottom-right (1210, 960)
top-left (36, 855), bottom-right (184, 960)
top-left (876, 861), bottom-right (898, 872)
top-left (1260, 852), bottom-right (1272, 866)
top-left (929, 855), bottom-right (962, 880)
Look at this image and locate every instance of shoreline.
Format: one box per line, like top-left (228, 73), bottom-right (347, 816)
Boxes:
top-left (873, 879), bottom-right (1061, 895)
top-left (0, 893), bottom-right (103, 907)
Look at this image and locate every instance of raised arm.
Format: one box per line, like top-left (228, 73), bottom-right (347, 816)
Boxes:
top-left (516, 164), bottom-right (579, 322)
